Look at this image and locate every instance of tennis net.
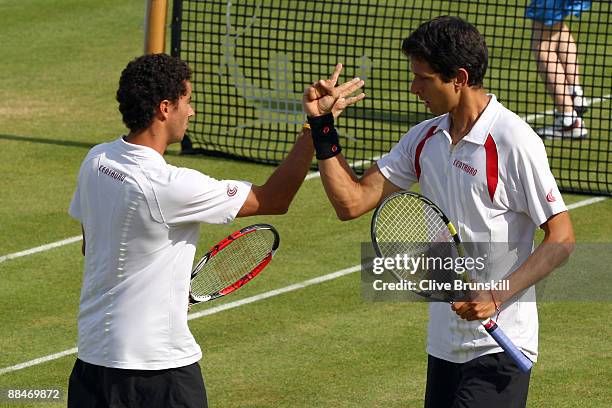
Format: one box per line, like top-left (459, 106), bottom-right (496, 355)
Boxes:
top-left (171, 0), bottom-right (611, 196)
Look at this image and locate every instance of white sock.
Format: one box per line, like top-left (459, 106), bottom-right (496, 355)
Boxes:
top-left (556, 110), bottom-right (577, 128)
top-left (568, 84), bottom-right (583, 97)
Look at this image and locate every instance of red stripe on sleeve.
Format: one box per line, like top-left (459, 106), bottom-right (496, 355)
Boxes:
top-left (484, 134), bottom-right (499, 202)
top-left (415, 126), bottom-right (437, 180)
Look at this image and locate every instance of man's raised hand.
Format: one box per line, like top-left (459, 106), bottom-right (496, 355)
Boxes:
top-left (302, 63), bottom-right (366, 119)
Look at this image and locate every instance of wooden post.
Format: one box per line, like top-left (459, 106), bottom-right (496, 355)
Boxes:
top-left (144, 0), bottom-right (168, 54)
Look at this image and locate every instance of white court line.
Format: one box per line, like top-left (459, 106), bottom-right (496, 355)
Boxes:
top-left (0, 195), bottom-right (608, 376)
top-left (0, 348), bottom-right (79, 376)
top-left (0, 236), bottom-right (83, 264)
top-left (0, 265), bottom-right (361, 376)
top-left (566, 196), bottom-right (608, 210)
top-left (187, 264), bottom-right (361, 321)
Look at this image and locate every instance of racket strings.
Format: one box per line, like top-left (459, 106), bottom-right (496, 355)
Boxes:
top-left (374, 195), bottom-right (457, 290)
top-left (376, 195), bottom-right (452, 246)
top-left (190, 230), bottom-right (275, 297)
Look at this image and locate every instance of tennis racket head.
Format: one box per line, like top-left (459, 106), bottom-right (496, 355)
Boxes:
top-left (371, 191), bottom-right (465, 302)
top-left (189, 224), bottom-right (280, 304)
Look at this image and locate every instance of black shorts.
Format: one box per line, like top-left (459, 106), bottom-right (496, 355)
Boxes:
top-left (424, 353), bottom-right (531, 408)
top-left (68, 359), bottom-right (207, 408)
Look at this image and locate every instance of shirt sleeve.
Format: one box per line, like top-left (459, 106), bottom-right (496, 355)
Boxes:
top-left (158, 167), bottom-right (252, 226)
top-left (69, 181), bottom-right (82, 222)
top-left (68, 146), bottom-right (99, 224)
top-left (68, 166), bottom-right (83, 224)
top-left (376, 129), bottom-right (419, 190)
top-left (510, 137), bottom-right (567, 226)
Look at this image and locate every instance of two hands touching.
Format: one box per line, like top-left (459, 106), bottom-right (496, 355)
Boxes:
top-left (302, 63), bottom-right (366, 119)
top-left (301, 63), bottom-right (366, 160)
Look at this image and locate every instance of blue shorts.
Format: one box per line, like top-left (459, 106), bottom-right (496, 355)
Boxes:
top-left (525, 0), bottom-right (591, 26)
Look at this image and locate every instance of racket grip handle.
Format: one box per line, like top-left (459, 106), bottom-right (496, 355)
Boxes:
top-left (482, 318), bottom-right (533, 373)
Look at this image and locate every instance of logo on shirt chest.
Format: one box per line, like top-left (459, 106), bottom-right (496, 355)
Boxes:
top-left (452, 159), bottom-right (478, 177)
top-left (226, 184), bottom-right (238, 197)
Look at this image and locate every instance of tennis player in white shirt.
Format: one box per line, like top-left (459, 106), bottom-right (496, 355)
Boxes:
top-left (303, 16), bottom-right (574, 408)
top-left (67, 53), bottom-right (364, 407)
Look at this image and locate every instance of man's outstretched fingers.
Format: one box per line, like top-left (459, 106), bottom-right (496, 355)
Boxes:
top-left (332, 92), bottom-right (366, 119)
top-left (338, 77), bottom-right (365, 96)
top-left (330, 63), bottom-right (343, 86)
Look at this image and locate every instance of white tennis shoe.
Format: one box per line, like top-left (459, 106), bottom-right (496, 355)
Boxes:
top-left (538, 111), bottom-right (588, 139)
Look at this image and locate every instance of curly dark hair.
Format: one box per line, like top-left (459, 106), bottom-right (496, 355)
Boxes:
top-left (116, 54), bottom-right (192, 132)
top-left (402, 16), bottom-right (488, 87)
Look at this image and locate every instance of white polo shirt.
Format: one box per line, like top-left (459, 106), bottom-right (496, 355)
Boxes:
top-left (377, 95), bottom-right (567, 363)
top-left (69, 137), bottom-right (251, 370)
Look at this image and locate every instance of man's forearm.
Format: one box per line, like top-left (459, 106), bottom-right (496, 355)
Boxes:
top-left (496, 212), bottom-right (575, 304)
top-left (498, 240), bottom-right (574, 304)
top-left (453, 212), bottom-right (574, 321)
top-left (259, 128), bottom-right (315, 211)
top-left (318, 155), bottom-right (364, 220)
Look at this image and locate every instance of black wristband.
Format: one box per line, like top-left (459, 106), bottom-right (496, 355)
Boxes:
top-left (307, 113), bottom-right (342, 160)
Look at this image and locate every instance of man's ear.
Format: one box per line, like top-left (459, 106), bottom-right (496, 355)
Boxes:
top-left (454, 68), bottom-right (470, 90)
top-left (157, 99), bottom-right (171, 121)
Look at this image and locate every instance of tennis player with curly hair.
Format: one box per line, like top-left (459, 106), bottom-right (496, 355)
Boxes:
top-left (67, 53), bottom-right (363, 407)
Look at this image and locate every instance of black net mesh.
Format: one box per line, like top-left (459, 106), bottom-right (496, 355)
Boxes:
top-left (172, 0), bottom-right (611, 196)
